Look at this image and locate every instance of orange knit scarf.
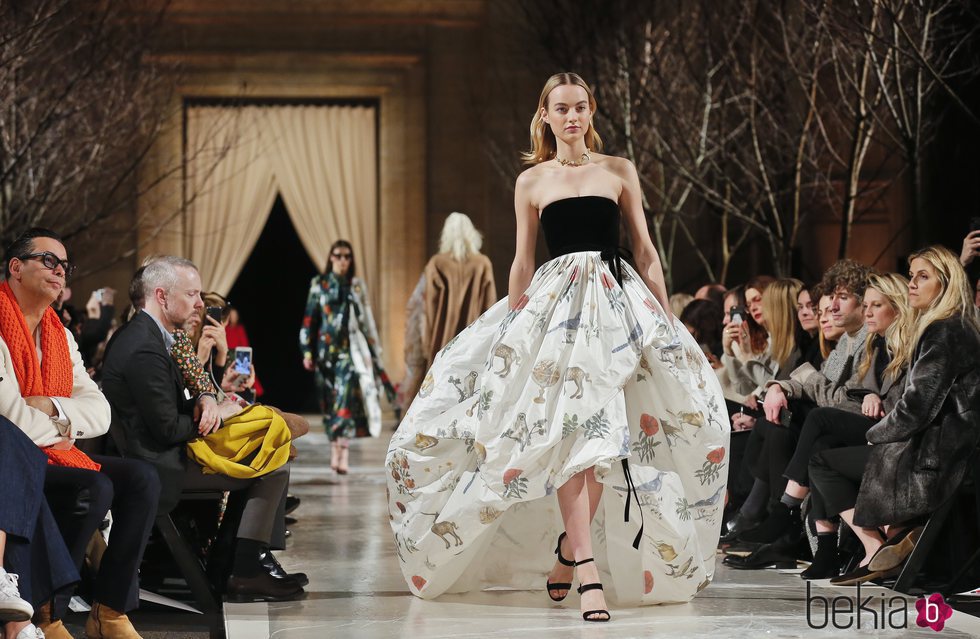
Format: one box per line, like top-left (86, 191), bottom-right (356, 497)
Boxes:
top-left (0, 281), bottom-right (99, 471)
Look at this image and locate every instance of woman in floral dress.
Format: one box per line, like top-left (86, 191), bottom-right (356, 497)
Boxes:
top-left (301, 240), bottom-right (394, 474)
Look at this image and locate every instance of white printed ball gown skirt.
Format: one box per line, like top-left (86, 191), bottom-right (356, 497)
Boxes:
top-left (386, 196), bottom-right (731, 605)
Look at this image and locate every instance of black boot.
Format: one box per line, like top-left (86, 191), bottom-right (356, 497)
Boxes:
top-left (738, 502), bottom-right (797, 544)
top-left (801, 533), bottom-right (841, 580)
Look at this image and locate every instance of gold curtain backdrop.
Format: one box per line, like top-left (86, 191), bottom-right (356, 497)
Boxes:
top-left (184, 105), bottom-right (378, 299)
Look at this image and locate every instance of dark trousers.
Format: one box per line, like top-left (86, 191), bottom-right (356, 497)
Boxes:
top-left (748, 418), bottom-right (802, 506)
top-left (726, 430), bottom-right (755, 512)
top-left (0, 419), bottom-right (78, 606)
top-left (784, 407), bottom-right (875, 486)
top-left (808, 445), bottom-right (872, 520)
top-left (45, 456), bottom-right (160, 615)
top-left (182, 461), bottom-right (289, 549)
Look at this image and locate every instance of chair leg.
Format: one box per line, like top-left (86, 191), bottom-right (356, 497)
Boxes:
top-left (892, 498), bottom-right (955, 594)
top-left (155, 515), bottom-right (219, 613)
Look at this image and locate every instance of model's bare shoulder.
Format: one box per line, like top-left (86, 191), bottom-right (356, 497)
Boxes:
top-left (597, 154), bottom-right (636, 178)
top-left (516, 163), bottom-right (546, 186)
top-left (515, 164), bottom-right (546, 206)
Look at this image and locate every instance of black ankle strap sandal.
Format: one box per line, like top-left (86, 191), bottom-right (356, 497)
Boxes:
top-left (575, 558), bottom-right (611, 622)
top-left (546, 532), bottom-right (574, 602)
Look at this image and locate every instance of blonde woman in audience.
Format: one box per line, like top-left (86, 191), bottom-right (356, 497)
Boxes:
top-left (809, 247), bottom-right (980, 585)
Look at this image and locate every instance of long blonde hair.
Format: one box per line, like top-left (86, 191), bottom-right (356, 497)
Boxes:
top-left (857, 272), bottom-right (911, 381)
top-left (521, 72), bottom-right (603, 165)
top-left (761, 278), bottom-right (803, 369)
top-left (896, 245), bottom-right (980, 369)
top-left (438, 212), bottom-right (483, 261)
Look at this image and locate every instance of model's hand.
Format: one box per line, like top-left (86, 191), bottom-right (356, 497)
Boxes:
top-left (195, 395), bottom-right (220, 436)
top-left (303, 357), bottom-right (315, 372)
top-left (763, 385), bottom-right (788, 423)
top-left (862, 393), bottom-right (885, 419)
top-left (25, 395), bottom-right (57, 418)
top-left (961, 230), bottom-right (980, 267)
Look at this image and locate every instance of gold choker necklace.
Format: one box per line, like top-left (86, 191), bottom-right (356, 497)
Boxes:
top-left (555, 151), bottom-right (591, 167)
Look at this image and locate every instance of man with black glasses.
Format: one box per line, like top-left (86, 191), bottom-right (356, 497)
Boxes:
top-left (0, 228), bottom-right (159, 639)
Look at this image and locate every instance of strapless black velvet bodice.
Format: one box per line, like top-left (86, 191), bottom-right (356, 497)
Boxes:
top-left (539, 195), bottom-right (620, 259)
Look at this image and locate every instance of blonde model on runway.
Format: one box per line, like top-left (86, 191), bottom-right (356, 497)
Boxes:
top-left (387, 72), bottom-right (730, 622)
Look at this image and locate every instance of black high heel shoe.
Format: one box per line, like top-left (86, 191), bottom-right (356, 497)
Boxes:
top-left (546, 532), bottom-right (575, 602)
top-left (575, 558), bottom-right (610, 622)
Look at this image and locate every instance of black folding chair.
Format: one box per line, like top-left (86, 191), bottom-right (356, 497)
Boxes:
top-left (153, 489), bottom-right (226, 613)
top-left (892, 444), bottom-right (980, 596)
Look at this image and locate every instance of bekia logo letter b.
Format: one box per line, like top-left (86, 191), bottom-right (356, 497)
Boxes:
top-left (915, 593), bottom-right (953, 632)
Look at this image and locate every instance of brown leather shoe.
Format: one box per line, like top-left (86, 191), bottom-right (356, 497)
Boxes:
top-left (85, 602), bottom-right (142, 639)
top-left (34, 601), bottom-right (73, 639)
top-left (226, 571), bottom-right (305, 602)
top-left (868, 526), bottom-right (924, 572)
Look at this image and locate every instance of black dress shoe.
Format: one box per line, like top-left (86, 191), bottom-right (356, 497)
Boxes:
top-left (259, 549), bottom-right (309, 587)
top-left (724, 541), bottom-right (798, 570)
top-left (722, 541), bottom-right (763, 557)
top-left (285, 495), bottom-right (301, 515)
top-left (225, 571), bottom-right (304, 602)
top-left (720, 512), bottom-right (762, 544)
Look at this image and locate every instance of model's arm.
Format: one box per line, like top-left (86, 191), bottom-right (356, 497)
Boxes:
top-left (618, 159), bottom-right (672, 323)
top-left (508, 170), bottom-right (539, 309)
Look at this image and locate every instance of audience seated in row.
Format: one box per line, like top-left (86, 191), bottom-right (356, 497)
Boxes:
top-left (102, 256), bottom-right (306, 603)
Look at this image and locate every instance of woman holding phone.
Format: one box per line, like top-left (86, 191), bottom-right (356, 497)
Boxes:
top-left (300, 240), bottom-right (395, 474)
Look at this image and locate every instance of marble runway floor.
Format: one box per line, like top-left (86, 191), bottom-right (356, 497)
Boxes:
top-left (225, 423), bottom-right (980, 639)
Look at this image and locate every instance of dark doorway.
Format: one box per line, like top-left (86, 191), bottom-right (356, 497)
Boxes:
top-left (228, 195), bottom-right (319, 412)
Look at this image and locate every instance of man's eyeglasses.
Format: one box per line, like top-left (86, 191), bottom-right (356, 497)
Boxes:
top-left (331, 253), bottom-right (353, 261)
top-left (18, 252), bottom-right (76, 278)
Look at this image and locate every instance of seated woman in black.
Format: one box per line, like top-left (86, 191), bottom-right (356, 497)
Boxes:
top-left (808, 246), bottom-right (980, 585)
